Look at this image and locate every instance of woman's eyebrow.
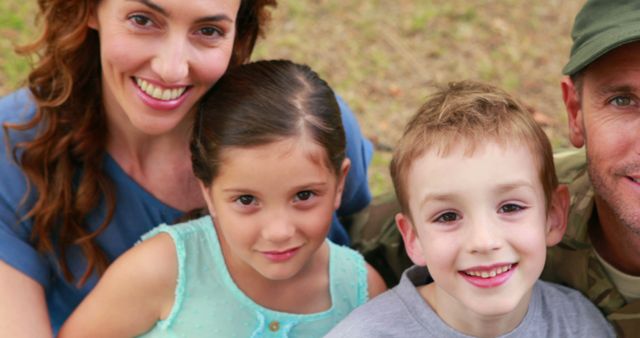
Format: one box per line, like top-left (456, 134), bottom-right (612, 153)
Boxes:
top-left (126, 0), bottom-right (235, 23)
top-left (127, 0), bottom-right (167, 15)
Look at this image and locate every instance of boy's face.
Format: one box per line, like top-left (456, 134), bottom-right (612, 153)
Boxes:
top-left (396, 141), bottom-right (567, 325)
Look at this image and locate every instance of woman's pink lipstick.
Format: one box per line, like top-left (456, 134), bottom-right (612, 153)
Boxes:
top-left (133, 78), bottom-right (190, 111)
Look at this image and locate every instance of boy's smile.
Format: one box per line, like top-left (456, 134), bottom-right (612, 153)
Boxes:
top-left (396, 141), bottom-right (565, 334)
top-left (460, 262), bottom-right (517, 288)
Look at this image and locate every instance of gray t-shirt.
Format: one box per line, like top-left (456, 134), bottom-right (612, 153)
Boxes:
top-left (326, 265), bottom-right (615, 337)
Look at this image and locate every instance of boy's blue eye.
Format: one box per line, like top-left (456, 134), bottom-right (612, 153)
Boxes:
top-left (435, 212), bottom-right (459, 223)
top-left (499, 203), bottom-right (523, 213)
top-left (237, 195), bottom-right (255, 206)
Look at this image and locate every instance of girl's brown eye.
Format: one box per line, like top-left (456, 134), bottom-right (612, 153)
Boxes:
top-left (296, 191), bottom-right (312, 201)
top-left (238, 195), bottom-right (255, 205)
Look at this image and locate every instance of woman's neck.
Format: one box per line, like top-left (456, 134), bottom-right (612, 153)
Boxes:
top-left (106, 116), bottom-right (204, 212)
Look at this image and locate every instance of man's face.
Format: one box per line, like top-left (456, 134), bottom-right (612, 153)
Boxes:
top-left (565, 41), bottom-right (640, 237)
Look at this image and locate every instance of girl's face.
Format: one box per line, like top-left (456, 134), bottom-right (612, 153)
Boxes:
top-left (201, 136), bottom-right (349, 282)
top-left (89, 0), bottom-right (241, 137)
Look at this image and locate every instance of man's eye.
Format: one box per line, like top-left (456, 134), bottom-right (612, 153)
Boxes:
top-left (236, 195), bottom-right (255, 206)
top-left (295, 191), bottom-right (314, 201)
top-left (499, 203), bottom-right (523, 213)
top-left (435, 212), bottom-right (459, 223)
top-left (610, 96), bottom-right (633, 107)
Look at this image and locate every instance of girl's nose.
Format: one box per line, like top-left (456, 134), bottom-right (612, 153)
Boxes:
top-left (261, 209), bottom-right (295, 243)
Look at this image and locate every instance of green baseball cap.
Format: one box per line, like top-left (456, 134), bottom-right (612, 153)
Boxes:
top-left (563, 0), bottom-right (640, 75)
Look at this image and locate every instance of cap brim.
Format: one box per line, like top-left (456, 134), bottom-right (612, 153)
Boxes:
top-left (563, 27), bottom-right (640, 75)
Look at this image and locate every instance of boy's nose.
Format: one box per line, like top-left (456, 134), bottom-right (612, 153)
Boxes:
top-left (467, 218), bottom-right (502, 254)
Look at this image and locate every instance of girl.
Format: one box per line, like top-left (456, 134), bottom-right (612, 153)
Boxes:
top-left (58, 60), bottom-right (386, 337)
top-left (0, 1), bottom-right (373, 335)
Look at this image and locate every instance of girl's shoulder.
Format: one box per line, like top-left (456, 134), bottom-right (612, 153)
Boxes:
top-left (118, 230), bottom-right (179, 296)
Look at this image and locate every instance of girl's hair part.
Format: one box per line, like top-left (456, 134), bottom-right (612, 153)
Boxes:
top-left (191, 60), bottom-right (346, 187)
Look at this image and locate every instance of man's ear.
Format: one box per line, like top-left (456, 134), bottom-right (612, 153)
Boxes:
top-left (198, 181), bottom-right (216, 218)
top-left (395, 213), bottom-right (427, 266)
top-left (332, 158), bottom-right (351, 210)
top-left (561, 76), bottom-right (585, 148)
top-left (545, 184), bottom-right (570, 246)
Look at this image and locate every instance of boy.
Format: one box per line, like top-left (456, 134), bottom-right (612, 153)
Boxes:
top-left (327, 81), bottom-right (614, 337)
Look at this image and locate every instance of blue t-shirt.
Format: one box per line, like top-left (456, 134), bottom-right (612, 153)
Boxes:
top-left (0, 89), bottom-right (372, 333)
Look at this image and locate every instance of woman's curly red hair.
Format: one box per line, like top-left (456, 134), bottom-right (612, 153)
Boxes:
top-left (4, 0), bottom-right (276, 286)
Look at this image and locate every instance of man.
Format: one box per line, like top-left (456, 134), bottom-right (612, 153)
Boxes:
top-left (541, 0), bottom-right (640, 336)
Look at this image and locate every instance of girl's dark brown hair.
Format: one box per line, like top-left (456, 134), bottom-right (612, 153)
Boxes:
top-left (191, 60), bottom-right (346, 187)
top-left (2, 0), bottom-right (276, 286)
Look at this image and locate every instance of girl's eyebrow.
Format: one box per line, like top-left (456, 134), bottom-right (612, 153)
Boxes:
top-left (126, 0), bottom-right (235, 23)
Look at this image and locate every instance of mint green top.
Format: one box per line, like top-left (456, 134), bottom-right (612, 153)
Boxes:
top-left (137, 216), bottom-right (369, 338)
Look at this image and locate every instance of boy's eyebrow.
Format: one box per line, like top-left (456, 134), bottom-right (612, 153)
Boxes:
top-left (418, 192), bottom-right (456, 209)
top-left (418, 180), bottom-right (536, 207)
top-left (126, 0), bottom-right (235, 23)
top-left (492, 180), bottom-right (536, 194)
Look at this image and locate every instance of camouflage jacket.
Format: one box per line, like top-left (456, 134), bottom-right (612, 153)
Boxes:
top-left (542, 149), bottom-right (640, 337)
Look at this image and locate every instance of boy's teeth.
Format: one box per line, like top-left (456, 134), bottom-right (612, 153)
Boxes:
top-left (465, 264), bottom-right (513, 278)
top-left (135, 78), bottom-right (186, 101)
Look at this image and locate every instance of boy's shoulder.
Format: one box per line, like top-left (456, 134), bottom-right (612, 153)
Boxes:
top-left (527, 280), bottom-right (615, 336)
top-left (326, 265), bottom-right (431, 337)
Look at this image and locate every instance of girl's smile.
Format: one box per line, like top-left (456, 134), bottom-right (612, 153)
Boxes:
top-left (260, 246), bottom-right (302, 263)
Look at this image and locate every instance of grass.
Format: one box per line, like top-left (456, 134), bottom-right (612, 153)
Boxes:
top-left (0, 0), bottom-right (584, 196)
top-left (0, 1), bottom-right (37, 94)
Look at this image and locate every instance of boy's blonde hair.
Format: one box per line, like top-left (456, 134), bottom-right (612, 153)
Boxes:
top-left (390, 81), bottom-right (558, 216)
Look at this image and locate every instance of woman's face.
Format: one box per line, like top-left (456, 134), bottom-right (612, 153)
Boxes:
top-left (89, 0), bottom-right (241, 137)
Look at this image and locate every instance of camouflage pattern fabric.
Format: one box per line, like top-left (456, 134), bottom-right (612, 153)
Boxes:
top-left (542, 148), bottom-right (639, 337)
top-left (348, 193), bottom-right (411, 287)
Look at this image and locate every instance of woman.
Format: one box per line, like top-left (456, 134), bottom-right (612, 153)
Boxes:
top-left (0, 0), bottom-right (373, 336)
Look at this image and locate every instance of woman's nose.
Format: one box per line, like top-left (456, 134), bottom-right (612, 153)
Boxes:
top-left (150, 34), bottom-right (189, 84)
